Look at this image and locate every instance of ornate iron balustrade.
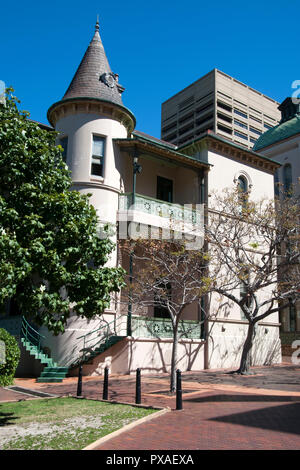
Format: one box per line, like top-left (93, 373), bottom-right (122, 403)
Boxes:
top-left (132, 315), bottom-right (202, 339)
top-left (119, 193), bottom-right (202, 225)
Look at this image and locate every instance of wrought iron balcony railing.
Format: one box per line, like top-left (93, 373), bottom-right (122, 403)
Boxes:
top-left (118, 193), bottom-right (202, 225)
top-left (132, 315), bottom-right (203, 339)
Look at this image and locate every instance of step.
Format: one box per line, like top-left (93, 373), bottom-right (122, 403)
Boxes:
top-left (39, 371), bottom-right (68, 378)
top-left (36, 377), bottom-right (63, 383)
top-left (43, 367), bottom-right (69, 373)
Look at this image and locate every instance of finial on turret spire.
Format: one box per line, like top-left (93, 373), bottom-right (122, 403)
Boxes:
top-left (95, 15), bottom-right (99, 32)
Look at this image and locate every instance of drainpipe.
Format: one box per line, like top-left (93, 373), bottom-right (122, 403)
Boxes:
top-left (127, 146), bottom-right (142, 337)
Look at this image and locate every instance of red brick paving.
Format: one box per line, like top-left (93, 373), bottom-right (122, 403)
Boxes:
top-left (1, 361), bottom-right (300, 450)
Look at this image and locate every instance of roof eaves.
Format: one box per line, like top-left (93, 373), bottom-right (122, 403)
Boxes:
top-left (114, 136), bottom-right (212, 168)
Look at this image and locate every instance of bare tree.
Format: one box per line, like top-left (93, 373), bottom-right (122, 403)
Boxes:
top-left (120, 239), bottom-right (210, 392)
top-left (206, 185), bottom-right (300, 374)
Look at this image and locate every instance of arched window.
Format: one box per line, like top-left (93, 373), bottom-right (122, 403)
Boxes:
top-left (237, 175), bottom-right (248, 209)
top-left (283, 164), bottom-right (292, 196)
top-left (238, 175), bottom-right (248, 193)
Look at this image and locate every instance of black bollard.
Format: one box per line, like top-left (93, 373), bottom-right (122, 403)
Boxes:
top-left (176, 369), bottom-right (183, 410)
top-left (77, 364), bottom-right (83, 397)
top-left (103, 366), bottom-right (109, 400)
top-left (136, 368), bottom-right (141, 404)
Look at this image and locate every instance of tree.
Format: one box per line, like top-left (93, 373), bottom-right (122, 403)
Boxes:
top-left (121, 238), bottom-right (211, 392)
top-left (206, 185), bottom-right (300, 374)
top-left (0, 90), bottom-right (125, 334)
top-left (0, 328), bottom-right (20, 386)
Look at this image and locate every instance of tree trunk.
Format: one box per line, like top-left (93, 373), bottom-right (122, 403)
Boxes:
top-left (170, 326), bottom-right (179, 393)
top-left (236, 321), bottom-right (256, 374)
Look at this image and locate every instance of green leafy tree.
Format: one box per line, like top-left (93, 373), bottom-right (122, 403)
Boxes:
top-left (0, 89), bottom-right (125, 334)
top-left (0, 328), bottom-right (20, 386)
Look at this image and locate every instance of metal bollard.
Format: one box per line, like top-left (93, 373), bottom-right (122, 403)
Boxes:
top-left (176, 369), bottom-right (183, 410)
top-left (77, 364), bottom-right (83, 397)
top-left (136, 368), bottom-right (141, 404)
top-left (103, 366), bottom-right (109, 400)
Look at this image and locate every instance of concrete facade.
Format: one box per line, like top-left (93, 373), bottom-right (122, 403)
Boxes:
top-left (161, 69), bottom-right (281, 149)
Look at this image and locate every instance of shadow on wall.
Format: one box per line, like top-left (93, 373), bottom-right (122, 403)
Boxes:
top-left (251, 328), bottom-right (282, 366)
top-left (207, 322), bottom-right (246, 370)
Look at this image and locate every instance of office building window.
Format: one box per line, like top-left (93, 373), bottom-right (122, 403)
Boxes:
top-left (91, 135), bottom-right (105, 177)
top-left (218, 124), bottom-right (232, 135)
top-left (234, 119), bottom-right (248, 130)
top-left (234, 130), bottom-right (248, 140)
top-left (234, 109), bottom-right (248, 119)
top-left (250, 127), bottom-right (262, 136)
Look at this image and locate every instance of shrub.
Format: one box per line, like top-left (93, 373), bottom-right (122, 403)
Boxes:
top-left (0, 328), bottom-right (21, 386)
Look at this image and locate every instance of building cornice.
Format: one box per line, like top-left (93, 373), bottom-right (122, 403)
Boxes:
top-left (47, 97), bottom-right (136, 134)
top-left (181, 133), bottom-right (281, 174)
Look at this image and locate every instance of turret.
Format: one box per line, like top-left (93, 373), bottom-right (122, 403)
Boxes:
top-left (47, 19), bottom-right (135, 225)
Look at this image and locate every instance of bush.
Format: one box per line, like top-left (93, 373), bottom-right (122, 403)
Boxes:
top-left (0, 328), bottom-right (20, 386)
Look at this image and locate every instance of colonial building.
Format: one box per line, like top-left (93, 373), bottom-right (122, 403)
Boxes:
top-left (1, 20), bottom-right (282, 381)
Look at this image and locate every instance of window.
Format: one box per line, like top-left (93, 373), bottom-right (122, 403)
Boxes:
top-left (154, 282), bottom-right (171, 319)
top-left (217, 112), bottom-right (232, 124)
top-left (91, 135), bottom-right (105, 177)
top-left (237, 175), bottom-right (248, 208)
top-left (59, 136), bottom-right (68, 162)
top-left (250, 127), bottom-right (262, 136)
top-left (274, 170), bottom-right (280, 197)
top-left (289, 301), bottom-right (296, 332)
top-left (283, 164), bottom-right (292, 195)
top-left (234, 119), bottom-right (248, 130)
top-left (157, 176), bottom-right (173, 203)
top-left (250, 115), bottom-right (262, 124)
top-left (218, 124), bottom-right (232, 135)
top-left (234, 109), bottom-right (247, 119)
top-left (234, 130), bottom-right (248, 140)
top-left (217, 101), bottom-right (232, 113)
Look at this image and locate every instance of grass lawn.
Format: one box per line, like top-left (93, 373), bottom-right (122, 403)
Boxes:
top-left (0, 397), bottom-right (157, 450)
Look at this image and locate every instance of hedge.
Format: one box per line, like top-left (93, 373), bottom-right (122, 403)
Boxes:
top-left (0, 328), bottom-right (21, 386)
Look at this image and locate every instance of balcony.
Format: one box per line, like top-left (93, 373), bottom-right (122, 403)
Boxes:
top-left (132, 315), bottom-right (203, 339)
top-left (118, 193), bottom-right (203, 240)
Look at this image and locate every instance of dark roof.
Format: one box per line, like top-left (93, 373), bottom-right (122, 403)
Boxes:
top-left (253, 98), bottom-right (300, 151)
top-left (62, 21), bottom-right (124, 107)
top-left (133, 130), bottom-right (178, 150)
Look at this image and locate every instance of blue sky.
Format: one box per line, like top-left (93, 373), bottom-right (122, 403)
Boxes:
top-left (1, 0), bottom-right (298, 138)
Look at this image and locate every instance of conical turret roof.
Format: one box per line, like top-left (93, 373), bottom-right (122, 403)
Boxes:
top-left (62, 19), bottom-right (124, 106)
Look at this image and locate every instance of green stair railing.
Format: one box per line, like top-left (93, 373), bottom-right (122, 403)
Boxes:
top-left (76, 319), bottom-right (121, 366)
top-left (21, 316), bottom-right (46, 360)
top-left (20, 316), bottom-right (69, 382)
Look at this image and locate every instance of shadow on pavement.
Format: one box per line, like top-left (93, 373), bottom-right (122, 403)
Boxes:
top-left (185, 393), bottom-right (300, 403)
top-left (208, 402), bottom-right (300, 436)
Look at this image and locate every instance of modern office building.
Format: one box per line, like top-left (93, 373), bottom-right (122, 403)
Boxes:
top-left (161, 69), bottom-right (281, 149)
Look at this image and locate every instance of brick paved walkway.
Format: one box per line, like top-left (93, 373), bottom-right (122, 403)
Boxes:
top-left (1, 359), bottom-right (299, 450)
